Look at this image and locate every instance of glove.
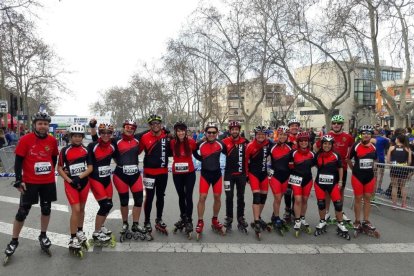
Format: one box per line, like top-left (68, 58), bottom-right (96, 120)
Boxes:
top-left (89, 119), bottom-right (97, 128)
top-left (12, 180), bottom-right (26, 193)
top-left (70, 176), bottom-right (82, 190)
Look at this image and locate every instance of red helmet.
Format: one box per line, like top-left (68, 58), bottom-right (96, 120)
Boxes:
top-left (98, 123), bottom-right (114, 134)
top-left (122, 119), bottom-right (137, 129)
top-left (297, 131), bottom-right (310, 141)
top-left (228, 121), bottom-right (241, 130)
top-left (277, 125), bottom-right (289, 134)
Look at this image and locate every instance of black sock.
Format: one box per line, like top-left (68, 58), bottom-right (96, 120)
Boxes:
top-left (77, 227), bottom-right (83, 232)
top-left (71, 233), bottom-right (76, 238)
top-left (11, 238), bottom-right (18, 243)
top-left (40, 231), bottom-right (46, 237)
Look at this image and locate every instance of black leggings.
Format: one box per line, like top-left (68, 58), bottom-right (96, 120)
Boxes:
top-left (225, 174), bottom-right (246, 219)
top-left (173, 171), bottom-right (196, 221)
top-left (144, 173), bottom-right (168, 222)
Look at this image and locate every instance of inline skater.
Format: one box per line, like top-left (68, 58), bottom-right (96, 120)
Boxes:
top-left (170, 121), bottom-right (197, 239)
top-left (284, 118), bottom-right (300, 222)
top-left (221, 121), bottom-right (249, 233)
top-left (4, 112), bottom-right (59, 264)
top-left (314, 135), bottom-right (350, 240)
top-left (193, 123), bottom-right (227, 240)
top-left (246, 126), bottom-right (271, 240)
top-left (289, 132), bottom-right (315, 237)
top-left (57, 124), bottom-right (93, 257)
top-left (139, 114), bottom-right (172, 236)
top-left (348, 125), bottom-right (380, 238)
top-left (268, 126), bottom-right (291, 235)
top-left (87, 123), bottom-right (116, 246)
top-left (314, 115), bottom-right (353, 224)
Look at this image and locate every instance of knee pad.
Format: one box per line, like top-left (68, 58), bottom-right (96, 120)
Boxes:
top-left (333, 200), bottom-right (343, 212)
top-left (119, 192), bottom-right (129, 207)
top-left (15, 204), bottom-right (31, 222)
top-left (40, 201), bottom-right (51, 216)
top-left (260, 194), bottom-right (267, 205)
top-left (317, 200), bottom-right (326, 211)
top-left (97, 199), bottom-right (113, 216)
top-left (132, 191), bottom-right (143, 207)
top-left (252, 193), bottom-right (261, 205)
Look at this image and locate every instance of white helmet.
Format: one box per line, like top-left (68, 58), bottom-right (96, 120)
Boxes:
top-left (69, 124), bottom-right (85, 135)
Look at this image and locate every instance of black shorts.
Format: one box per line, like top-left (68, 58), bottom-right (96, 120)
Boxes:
top-left (21, 183), bottom-right (57, 205)
top-left (342, 170), bottom-right (348, 188)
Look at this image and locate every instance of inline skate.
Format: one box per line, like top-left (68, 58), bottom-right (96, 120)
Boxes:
top-left (173, 217), bottom-right (186, 234)
top-left (314, 219), bottom-right (327, 236)
top-left (3, 240), bottom-right (18, 266)
top-left (270, 215), bottom-right (289, 236)
top-left (89, 231), bottom-right (115, 247)
top-left (196, 219), bottom-right (204, 241)
top-left (76, 230), bottom-right (89, 250)
top-left (185, 219), bottom-right (193, 240)
top-left (132, 222), bottom-right (152, 241)
top-left (237, 216), bottom-right (248, 234)
top-left (39, 234), bottom-right (52, 256)
top-left (252, 220), bottom-right (262, 240)
top-left (155, 218), bottom-right (168, 235)
top-left (337, 221), bottom-right (351, 240)
top-left (69, 237), bottom-right (83, 258)
top-left (211, 217), bottom-right (225, 236)
top-left (354, 220), bottom-right (380, 238)
top-left (144, 221), bottom-right (154, 240)
top-left (223, 217), bottom-right (233, 233)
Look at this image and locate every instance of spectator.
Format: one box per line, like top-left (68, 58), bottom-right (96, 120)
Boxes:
top-left (197, 129), bottom-right (204, 142)
top-left (309, 127), bottom-right (316, 147)
top-left (372, 127), bottom-right (390, 194)
top-left (193, 131), bottom-right (197, 141)
top-left (321, 125), bottom-right (327, 135)
top-left (0, 129), bottom-right (6, 148)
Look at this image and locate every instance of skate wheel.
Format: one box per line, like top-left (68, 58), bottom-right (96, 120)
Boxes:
top-left (306, 227), bottom-right (312, 234)
top-left (173, 228), bottom-right (178, 234)
top-left (374, 231), bottom-right (380, 238)
top-left (295, 231), bottom-right (300, 238)
top-left (353, 231), bottom-right (358, 238)
top-left (125, 232), bottom-right (133, 239)
top-left (196, 233), bottom-right (202, 241)
top-left (119, 235), bottom-right (125, 243)
top-left (109, 240), bottom-right (116, 248)
top-left (187, 233), bottom-right (192, 240)
top-left (78, 251), bottom-right (84, 258)
top-left (3, 256), bottom-right (9, 266)
top-left (314, 231), bottom-right (319, 237)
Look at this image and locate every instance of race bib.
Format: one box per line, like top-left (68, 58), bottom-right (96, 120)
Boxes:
top-left (224, 181), bottom-right (231, 191)
top-left (69, 162), bottom-right (86, 176)
top-left (98, 166), bottom-right (111, 177)
top-left (359, 159), bottom-right (373, 169)
top-left (123, 165), bottom-right (138, 175)
top-left (143, 177), bottom-right (155, 189)
top-left (34, 162), bottom-right (52, 175)
top-left (175, 162), bottom-right (189, 173)
top-left (288, 175), bottom-right (302, 186)
top-left (318, 174), bottom-right (334, 185)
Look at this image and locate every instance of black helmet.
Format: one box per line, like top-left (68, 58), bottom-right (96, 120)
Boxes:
top-left (32, 112), bottom-right (51, 124)
top-left (147, 114), bottom-right (162, 124)
top-left (174, 121), bottom-right (187, 130)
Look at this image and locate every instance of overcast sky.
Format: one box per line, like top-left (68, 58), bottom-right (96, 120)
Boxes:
top-left (35, 0), bottom-right (201, 116)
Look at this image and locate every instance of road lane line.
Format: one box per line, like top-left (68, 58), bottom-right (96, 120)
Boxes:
top-left (0, 195), bottom-right (69, 212)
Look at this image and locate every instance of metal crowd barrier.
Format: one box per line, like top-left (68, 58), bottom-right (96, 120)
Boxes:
top-left (0, 146), bottom-right (15, 175)
top-left (372, 162), bottom-right (414, 212)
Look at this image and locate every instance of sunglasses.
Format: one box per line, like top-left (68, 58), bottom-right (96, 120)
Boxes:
top-left (100, 132), bottom-right (112, 135)
top-left (207, 131), bottom-right (217, 135)
top-left (332, 122), bottom-right (343, 125)
top-left (150, 122), bottom-right (161, 126)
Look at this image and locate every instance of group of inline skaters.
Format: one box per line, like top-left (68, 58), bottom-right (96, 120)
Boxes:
top-left (3, 111), bottom-right (381, 264)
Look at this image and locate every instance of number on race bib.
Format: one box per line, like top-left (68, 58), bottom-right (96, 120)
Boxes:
top-left (359, 159), bottom-right (373, 169)
top-left (318, 174), bottom-right (334, 185)
top-left (34, 162), bottom-right (52, 175)
top-left (288, 175), bottom-right (302, 186)
top-left (69, 163), bottom-right (86, 176)
top-left (98, 166), bottom-right (111, 177)
top-left (143, 178), bottom-right (155, 189)
top-left (123, 165), bottom-right (138, 175)
top-left (175, 162), bottom-right (189, 173)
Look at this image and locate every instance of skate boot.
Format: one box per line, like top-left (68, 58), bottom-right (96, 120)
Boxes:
top-left (259, 217), bottom-right (271, 232)
top-left (314, 219), bottom-right (327, 236)
top-left (76, 230), bottom-right (89, 250)
top-left (119, 222), bottom-right (131, 243)
top-left (38, 234), bottom-right (52, 256)
top-left (155, 218), bottom-right (168, 235)
top-left (211, 217), bottom-right (225, 236)
top-left (293, 219), bottom-right (301, 238)
top-left (253, 220), bottom-right (262, 240)
top-left (271, 215), bottom-right (289, 236)
top-left (300, 216), bottom-right (312, 234)
top-left (196, 219), bottom-right (204, 241)
top-left (132, 222), bottom-right (151, 241)
top-left (336, 221), bottom-right (351, 240)
top-left (237, 216), bottom-right (248, 234)
top-left (3, 240), bottom-right (18, 265)
top-left (69, 237), bottom-right (83, 258)
top-left (185, 219), bottom-right (193, 240)
top-left (173, 217), bottom-right (186, 234)
top-left (144, 221), bottom-right (154, 240)
top-left (362, 220), bottom-right (380, 238)
top-left (90, 231), bottom-right (115, 247)
top-left (223, 217), bottom-right (233, 233)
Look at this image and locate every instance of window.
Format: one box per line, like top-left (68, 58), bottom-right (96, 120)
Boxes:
top-left (354, 79), bottom-right (375, 106)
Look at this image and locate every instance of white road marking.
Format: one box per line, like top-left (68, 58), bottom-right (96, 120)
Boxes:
top-left (1, 221), bottom-right (414, 255)
top-left (0, 195), bottom-right (69, 212)
top-left (83, 192), bottom-right (99, 236)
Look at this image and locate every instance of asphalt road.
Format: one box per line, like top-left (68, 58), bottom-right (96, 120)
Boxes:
top-left (1, 171), bottom-right (414, 276)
